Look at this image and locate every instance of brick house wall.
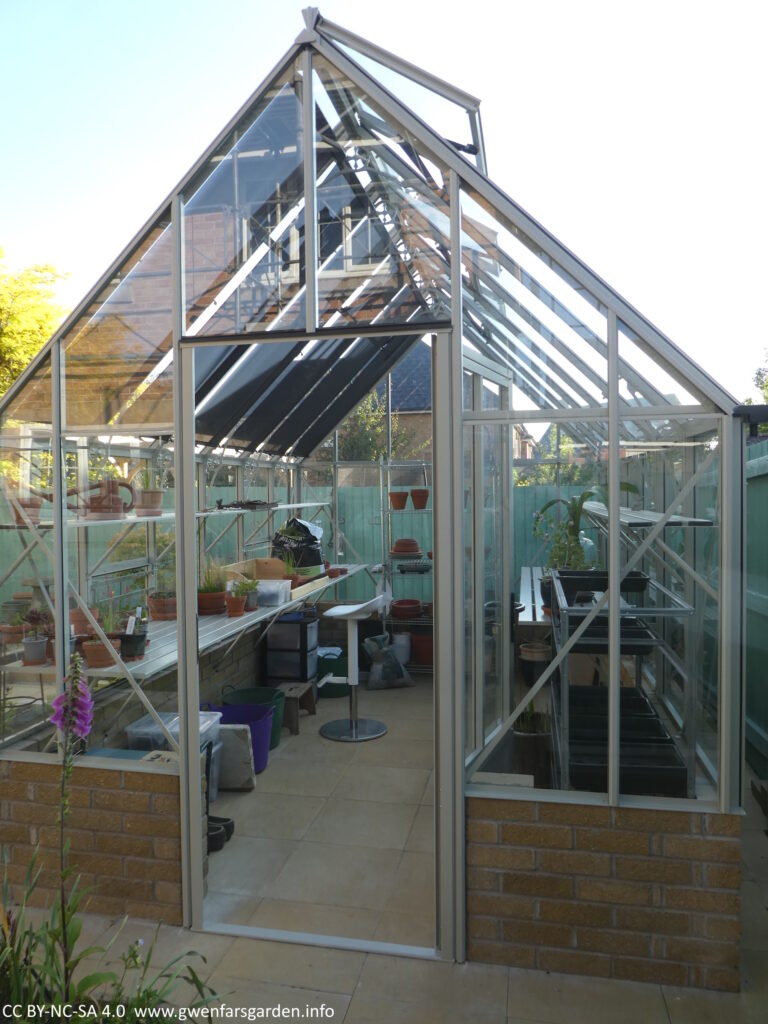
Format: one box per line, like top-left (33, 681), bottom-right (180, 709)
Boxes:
top-left (0, 753), bottom-right (183, 925)
top-left (466, 797), bottom-right (741, 991)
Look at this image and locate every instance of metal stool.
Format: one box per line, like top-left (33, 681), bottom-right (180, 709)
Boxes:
top-left (319, 595), bottom-right (387, 742)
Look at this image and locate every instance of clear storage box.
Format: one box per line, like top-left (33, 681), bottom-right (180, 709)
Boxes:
top-left (256, 579), bottom-right (292, 606)
top-left (125, 711), bottom-right (222, 751)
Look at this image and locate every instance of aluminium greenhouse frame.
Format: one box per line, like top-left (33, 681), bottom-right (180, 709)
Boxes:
top-left (0, 8), bottom-right (746, 966)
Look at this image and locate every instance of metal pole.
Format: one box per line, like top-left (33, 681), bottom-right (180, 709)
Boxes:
top-left (607, 310), bottom-right (620, 805)
top-left (302, 45), bottom-right (318, 334)
top-left (172, 193), bottom-right (204, 928)
top-left (51, 339), bottom-right (68, 694)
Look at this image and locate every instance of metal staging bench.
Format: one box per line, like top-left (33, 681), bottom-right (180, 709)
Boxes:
top-left (1, 564), bottom-right (371, 690)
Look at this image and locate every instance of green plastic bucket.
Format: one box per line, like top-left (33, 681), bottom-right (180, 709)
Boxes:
top-left (222, 686), bottom-right (285, 750)
top-left (318, 653), bottom-right (349, 698)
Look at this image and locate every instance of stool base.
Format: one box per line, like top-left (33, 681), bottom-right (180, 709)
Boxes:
top-left (319, 718), bottom-right (388, 742)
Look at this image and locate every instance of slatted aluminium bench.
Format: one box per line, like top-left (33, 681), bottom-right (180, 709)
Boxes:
top-left (518, 566), bottom-right (551, 626)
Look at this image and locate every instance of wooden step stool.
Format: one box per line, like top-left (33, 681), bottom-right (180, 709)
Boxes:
top-left (276, 681), bottom-right (316, 734)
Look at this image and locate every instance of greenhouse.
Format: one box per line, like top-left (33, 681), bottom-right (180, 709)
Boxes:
top-left (0, 8), bottom-right (751, 990)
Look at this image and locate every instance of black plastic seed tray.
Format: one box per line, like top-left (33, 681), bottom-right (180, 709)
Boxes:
top-left (568, 740), bottom-right (687, 797)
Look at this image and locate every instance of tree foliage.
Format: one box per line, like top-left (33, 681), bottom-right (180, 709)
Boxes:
top-left (0, 248), bottom-right (65, 397)
top-left (316, 391), bottom-right (426, 462)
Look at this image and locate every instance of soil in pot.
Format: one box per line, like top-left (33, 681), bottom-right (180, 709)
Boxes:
top-left (225, 593), bottom-right (247, 617)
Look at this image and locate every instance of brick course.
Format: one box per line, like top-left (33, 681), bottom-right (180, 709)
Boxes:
top-left (1, 756), bottom-right (183, 926)
top-left (466, 798), bottom-right (741, 992)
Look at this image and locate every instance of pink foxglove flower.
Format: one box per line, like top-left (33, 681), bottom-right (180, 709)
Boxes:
top-left (50, 658), bottom-right (94, 739)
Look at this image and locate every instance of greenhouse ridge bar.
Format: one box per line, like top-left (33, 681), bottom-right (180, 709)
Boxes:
top-left (0, 7), bottom-right (749, 991)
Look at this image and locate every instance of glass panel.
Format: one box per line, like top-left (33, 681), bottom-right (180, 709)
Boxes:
top-left (335, 41), bottom-right (480, 165)
top-left (0, 358), bottom-right (57, 748)
top-left (183, 61), bottom-right (305, 336)
top-left (619, 320), bottom-right (700, 409)
top-left (461, 187), bottom-right (608, 414)
top-left (314, 56), bottom-right (452, 329)
top-left (63, 219), bottom-right (174, 429)
top-left (481, 423), bottom-right (505, 738)
top-left (615, 416), bottom-right (721, 801)
top-left (467, 418), bottom-right (609, 794)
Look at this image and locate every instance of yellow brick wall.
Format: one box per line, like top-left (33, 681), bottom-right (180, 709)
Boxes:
top-left (466, 797), bottom-right (741, 992)
top-left (0, 757), bottom-right (183, 925)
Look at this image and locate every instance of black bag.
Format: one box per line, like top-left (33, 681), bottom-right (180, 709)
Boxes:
top-left (271, 517), bottom-right (324, 569)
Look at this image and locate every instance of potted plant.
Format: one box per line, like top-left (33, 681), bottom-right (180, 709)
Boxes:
top-left (280, 551), bottom-right (303, 590)
top-left (69, 603), bottom-right (100, 636)
top-left (81, 601), bottom-right (121, 668)
top-left (512, 705), bottom-right (552, 788)
top-left (148, 567), bottom-right (177, 620)
top-left (234, 578), bottom-right (259, 611)
top-left (118, 621), bottom-right (148, 660)
top-left (533, 482), bottom-right (639, 604)
top-left (0, 611), bottom-right (28, 644)
top-left (224, 580), bottom-right (251, 617)
top-left (198, 562), bottom-right (227, 615)
top-left (133, 466), bottom-right (164, 517)
top-left (22, 608), bottom-right (48, 665)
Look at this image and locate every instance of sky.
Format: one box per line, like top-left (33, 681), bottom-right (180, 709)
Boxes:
top-left (1, 0), bottom-right (765, 402)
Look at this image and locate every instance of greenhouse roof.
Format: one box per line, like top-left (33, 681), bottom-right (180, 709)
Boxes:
top-left (2, 8), bottom-right (738, 458)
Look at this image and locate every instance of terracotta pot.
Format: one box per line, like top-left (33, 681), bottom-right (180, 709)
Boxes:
top-left (69, 607), bottom-right (99, 635)
top-left (410, 631), bottom-right (433, 665)
top-left (81, 638), bottom-right (120, 668)
top-left (225, 593), bottom-right (247, 617)
top-left (197, 591), bottom-right (226, 616)
top-left (389, 491), bottom-right (408, 510)
top-left (135, 488), bottom-right (164, 517)
top-left (0, 624), bottom-right (26, 643)
top-left (148, 594), bottom-right (176, 621)
top-left (410, 488), bottom-right (429, 510)
top-left (391, 599), bottom-right (422, 620)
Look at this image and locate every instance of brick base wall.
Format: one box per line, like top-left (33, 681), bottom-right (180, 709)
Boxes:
top-left (466, 797), bottom-right (741, 991)
top-left (0, 755), bottom-right (183, 925)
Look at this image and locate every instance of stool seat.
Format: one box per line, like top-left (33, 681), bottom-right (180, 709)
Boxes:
top-left (319, 594), bottom-right (388, 743)
top-left (322, 595), bottom-right (387, 620)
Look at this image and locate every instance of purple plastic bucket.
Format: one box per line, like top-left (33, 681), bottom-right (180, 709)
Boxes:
top-left (206, 703), bottom-right (274, 774)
